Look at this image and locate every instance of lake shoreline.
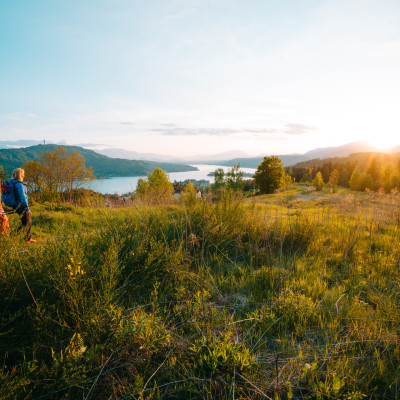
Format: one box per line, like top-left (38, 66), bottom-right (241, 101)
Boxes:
top-left (92, 164), bottom-right (256, 195)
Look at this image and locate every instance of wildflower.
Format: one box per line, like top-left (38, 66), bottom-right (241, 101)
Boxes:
top-left (66, 258), bottom-right (85, 278)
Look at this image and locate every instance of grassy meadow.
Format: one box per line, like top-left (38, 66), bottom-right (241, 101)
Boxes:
top-left (1, 186), bottom-right (400, 399)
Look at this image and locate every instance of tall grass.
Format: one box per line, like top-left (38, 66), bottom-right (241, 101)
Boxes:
top-left (1, 189), bottom-right (399, 399)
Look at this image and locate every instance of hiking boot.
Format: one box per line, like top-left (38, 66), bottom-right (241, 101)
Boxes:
top-left (26, 238), bottom-right (37, 244)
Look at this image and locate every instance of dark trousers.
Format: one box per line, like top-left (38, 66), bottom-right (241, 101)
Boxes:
top-left (17, 209), bottom-right (32, 240)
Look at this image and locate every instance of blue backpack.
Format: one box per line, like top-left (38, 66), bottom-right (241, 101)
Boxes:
top-left (1, 180), bottom-right (20, 209)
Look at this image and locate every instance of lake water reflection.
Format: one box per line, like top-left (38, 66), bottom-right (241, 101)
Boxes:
top-left (92, 164), bottom-right (256, 195)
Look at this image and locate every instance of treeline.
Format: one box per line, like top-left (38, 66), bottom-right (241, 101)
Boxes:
top-left (0, 147), bottom-right (95, 203)
top-left (0, 144), bottom-right (196, 178)
top-left (286, 152), bottom-right (400, 192)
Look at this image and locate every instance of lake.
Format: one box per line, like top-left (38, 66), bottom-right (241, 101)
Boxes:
top-left (92, 164), bottom-right (256, 195)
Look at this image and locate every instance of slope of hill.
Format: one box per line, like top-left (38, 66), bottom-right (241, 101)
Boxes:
top-left (0, 145), bottom-right (197, 178)
top-left (96, 148), bottom-right (251, 163)
top-left (209, 142), bottom-right (384, 168)
top-left (291, 151), bottom-right (400, 168)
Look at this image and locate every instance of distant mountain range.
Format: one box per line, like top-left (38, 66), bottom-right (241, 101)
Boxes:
top-left (0, 144), bottom-right (197, 178)
top-left (0, 140), bottom-right (45, 149)
top-left (92, 141), bottom-right (400, 167)
top-left (1, 141), bottom-right (400, 172)
top-left (95, 148), bottom-right (251, 163)
top-left (208, 142), bottom-right (400, 168)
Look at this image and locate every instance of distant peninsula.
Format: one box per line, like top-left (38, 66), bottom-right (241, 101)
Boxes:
top-left (207, 171), bottom-right (254, 177)
top-left (0, 144), bottom-right (197, 178)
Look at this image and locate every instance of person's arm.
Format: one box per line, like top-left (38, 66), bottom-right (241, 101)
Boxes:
top-left (15, 182), bottom-right (29, 211)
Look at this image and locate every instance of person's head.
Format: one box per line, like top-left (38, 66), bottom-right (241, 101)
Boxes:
top-left (12, 168), bottom-right (25, 181)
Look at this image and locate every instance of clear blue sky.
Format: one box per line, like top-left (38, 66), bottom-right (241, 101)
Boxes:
top-left (1, 0), bottom-right (399, 156)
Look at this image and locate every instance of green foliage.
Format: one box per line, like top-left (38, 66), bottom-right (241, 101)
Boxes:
top-left (135, 167), bottom-right (174, 203)
top-left (1, 191), bottom-right (400, 398)
top-left (23, 147), bottom-right (94, 200)
top-left (329, 168), bottom-right (340, 192)
top-left (189, 334), bottom-right (254, 377)
top-left (225, 163), bottom-right (245, 191)
top-left (211, 164), bottom-right (245, 192)
top-left (0, 144), bottom-right (196, 178)
top-left (180, 180), bottom-right (198, 206)
top-left (349, 166), bottom-right (374, 191)
top-left (0, 164), bottom-right (7, 181)
top-left (254, 155), bottom-right (285, 194)
top-left (313, 171), bottom-right (325, 191)
top-left (211, 168), bottom-right (225, 190)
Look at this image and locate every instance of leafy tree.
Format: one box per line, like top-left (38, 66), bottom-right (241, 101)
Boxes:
top-left (366, 157), bottom-right (382, 182)
top-left (383, 171), bottom-right (400, 193)
top-left (23, 147), bottom-right (93, 198)
top-left (225, 163), bottom-right (244, 191)
top-left (243, 179), bottom-right (255, 192)
top-left (135, 168), bottom-right (173, 203)
top-left (281, 174), bottom-right (293, 191)
top-left (301, 167), bottom-right (313, 183)
top-left (136, 178), bottom-right (149, 197)
top-left (338, 168), bottom-right (350, 187)
top-left (180, 181), bottom-right (197, 206)
top-left (253, 156), bottom-right (285, 194)
top-left (0, 165), bottom-right (7, 182)
top-left (212, 168), bottom-right (225, 190)
top-left (390, 173), bottom-right (400, 192)
top-left (313, 171), bottom-right (325, 191)
top-left (329, 169), bottom-right (340, 193)
top-left (349, 167), bottom-right (373, 191)
top-left (349, 166), bottom-right (361, 191)
top-left (23, 160), bottom-right (42, 192)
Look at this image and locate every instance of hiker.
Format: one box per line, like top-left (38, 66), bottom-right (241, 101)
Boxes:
top-left (10, 168), bottom-right (36, 243)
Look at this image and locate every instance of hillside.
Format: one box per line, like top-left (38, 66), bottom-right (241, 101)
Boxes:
top-left (0, 144), bottom-right (197, 178)
top-left (1, 189), bottom-right (400, 398)
top-left (208, 142), bottom-right (384, 168)
top-left (210, 154), bottom-right (306, 168)
top-left (291, 151), bottom-right (400, 168)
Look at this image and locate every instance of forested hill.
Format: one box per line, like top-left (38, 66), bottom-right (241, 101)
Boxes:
top-left (208, 154), bottom-right (306, 168)
top-left (0, 145), bottom-right (197, 178)
top-left (291, 152), bottom-right (400, 169)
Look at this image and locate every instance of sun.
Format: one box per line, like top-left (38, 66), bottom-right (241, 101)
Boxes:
top-left (366, 135), bottom-right (399, 151)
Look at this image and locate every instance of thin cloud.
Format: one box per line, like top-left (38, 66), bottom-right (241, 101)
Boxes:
top-left (284, 123), bottom-right (317, 136)
top-left (152, 124), bottom-right (316, 137)
top-left (152, 127), bottom-right (237, 136)
top-left (160, 123), bottom-right (179, 127)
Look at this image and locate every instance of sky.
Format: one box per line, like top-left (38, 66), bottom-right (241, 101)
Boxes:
top-left (1, 0), bottom-right (400, 157)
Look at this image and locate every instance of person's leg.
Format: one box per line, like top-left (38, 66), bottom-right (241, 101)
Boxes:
top-left (19, 210), bottom-right (32, 241)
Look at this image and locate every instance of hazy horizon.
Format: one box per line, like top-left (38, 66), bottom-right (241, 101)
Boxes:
top-left (1, 1), bottom-right (399, 157)
top-left (1, 139), bottom-right (399, 161)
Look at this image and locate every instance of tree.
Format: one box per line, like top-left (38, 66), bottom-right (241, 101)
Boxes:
top-left (329, 169), bottom-right (340, 193)
top-left (23, 147), bottom-right (93, 198)
top-left (253, 156), bottom-right (285, 194)
top-left (212, 168), bottom-right (225, 190)
top-left (301, 167), bottom-right (313, 183)
top-left (225, 163), bottom-right (244, 191)
top-left (349, 166), bottom-right (361, 191)
top-left (0, 165), bottom-right (7, 182)
top-left (313, 171), bottom-right (325, 191)
top-left (180, 181), bottom-right (197, 206)
top-left (339, 168), bottom-right (350, 188)
top-left (136, 178), bottom-right (149, 197)
top-left (23, 160), bottom-right (43, 192)
top-left (135, 168), bottom-right (173, 203)
top-left (383, 171), bottom-right (400, 193)
top-left (349, 167), bottom-right (373, 191)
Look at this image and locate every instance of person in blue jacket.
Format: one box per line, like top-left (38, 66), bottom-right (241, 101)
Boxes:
top-left (11, 168), bottom-right (36, 243)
